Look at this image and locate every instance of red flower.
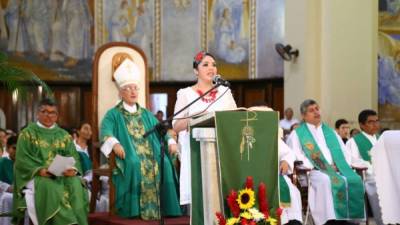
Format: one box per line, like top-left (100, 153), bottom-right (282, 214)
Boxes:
top-left (240, 218), bottom-right (248, 225)
top-left (194, 51), bottom-right (205, 62)
top-left (245, 176), bottom-right (253, 190)
top-left (227, 190), bottom-right (241, 217)
top-left (216, 212), bottom-right (226, 225)
top-left (276, 207), bottom-right (283, 217)
top-left (248, 221), bottom-right (256, 225)
top-left (258, 182), bottom-right (270, 218)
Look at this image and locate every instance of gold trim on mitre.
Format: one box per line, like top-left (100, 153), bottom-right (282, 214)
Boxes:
top-left (113, 58), bottom-right (141, 88)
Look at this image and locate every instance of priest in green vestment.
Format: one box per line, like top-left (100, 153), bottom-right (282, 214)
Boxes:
top-left (13, 98), bottom-right (89, 225)
top-left (346, 109), bottom-right (383, 225)
top-left (99, 59), bottom-right (181, 220)
top-left (287, 99), bottom-right (365, 225)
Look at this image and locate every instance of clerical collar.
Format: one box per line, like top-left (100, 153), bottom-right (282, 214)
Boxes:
top-left (306, 122), bottom-right (321, 130)
top-left (361, 131), bottom-right (377, 140)
top-left (37, 121), bottom-right (56, 129)
top-left (123, 102), bottom-right (137, 113)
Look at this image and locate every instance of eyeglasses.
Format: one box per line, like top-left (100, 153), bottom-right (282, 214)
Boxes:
top-left (366, 119), bottom-right (379, 124)
top-left (39, 109), bottom-right (58, 116)
top-left (121, 86), bottom-right (140, 92)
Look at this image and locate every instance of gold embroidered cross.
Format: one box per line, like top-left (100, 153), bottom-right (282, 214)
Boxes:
top-left (240, 111), bottom-right (258, 161)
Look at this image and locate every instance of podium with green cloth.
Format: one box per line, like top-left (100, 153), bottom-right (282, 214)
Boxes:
top-left (190, 110), bottom-right (279, 225)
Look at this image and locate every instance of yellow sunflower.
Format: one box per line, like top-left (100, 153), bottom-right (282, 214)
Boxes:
top-left (240, 211), bottom-right (253, 220)
top-left (237, 188), bottom-right (255, 209)
top-left (226, 217), bottom-right (240, 225)
top-left (265, 216), bottom-right (278, 225)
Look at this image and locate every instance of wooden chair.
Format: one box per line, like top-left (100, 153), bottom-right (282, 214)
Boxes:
top-left (90, 42), bottom-right (149, 215)
top-left (292, 161), bottom-right (369, 225)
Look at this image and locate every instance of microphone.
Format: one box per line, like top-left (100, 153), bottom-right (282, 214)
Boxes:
top-left (212, 74), bottom-right (230, 87)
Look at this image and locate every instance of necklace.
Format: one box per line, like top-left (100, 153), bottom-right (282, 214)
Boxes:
top-left (196, 89), bottom-right (218, 103)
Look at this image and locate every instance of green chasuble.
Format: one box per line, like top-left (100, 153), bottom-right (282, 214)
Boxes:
top-left (0, 157), bottom-right (13, 185)
top-left (77, 151), bottom-right (92, 175)
top-left (353, 133), bottom-right (377, 162)
top-left (296, 123), bottom-right (364, 219)
top-left (13, 123), bottom-right (89, 225)
top-left (100, 102), bottom-right (181, 220)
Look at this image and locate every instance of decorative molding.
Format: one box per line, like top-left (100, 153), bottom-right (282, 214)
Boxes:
top-left (94, 0), bottom-right (104, 50)
top-left (154, 0), bottom-right (162, 81)
top-left (201, 0), bottom-right (207, 51)
top-left (249, 0), bottom-right (257, 79)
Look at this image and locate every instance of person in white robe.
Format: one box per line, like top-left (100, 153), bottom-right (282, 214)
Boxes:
top-left (173, 51), bottom-right (237, 207)
top-left (287, 99), bottom-right (364, 225)
top-left (49, 0), bottom-right (67, 62)
top-left (0, 5), bottom-right (8, 41)
top-left (63, 0), bottom-right (91, 67)
top-left (279, 136), bottom-right (303, 225)
top-left (5, 0), bottom-right (29, 56)
top-left (346, 109), bottom-right (383, 225)
top-left (370, 130), bottom-right (400, 224)
top-left (24, 0), bottom-right (51, 60)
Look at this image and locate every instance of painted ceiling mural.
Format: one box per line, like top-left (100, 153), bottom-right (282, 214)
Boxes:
top-left (0, 0), bottom-right (284, 82)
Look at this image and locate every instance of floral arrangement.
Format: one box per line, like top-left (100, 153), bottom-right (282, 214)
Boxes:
top-left (215, 176), bottom-right (281, 225)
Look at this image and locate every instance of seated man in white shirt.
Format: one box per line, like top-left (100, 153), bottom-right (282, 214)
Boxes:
top-left (346, 109), bottom-right (383, 225)
top-left (287, 99), bottom-right (365, 225)
top-left (280, 108), bottom-right (299, 138)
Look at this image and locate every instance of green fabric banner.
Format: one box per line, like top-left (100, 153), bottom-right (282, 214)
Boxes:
top-left (190, 130), bottom-right (204, 225)
top-left (279, 175), bottom-right (291, 207)
top-left (215, 111), bottom-right (279, 218)
top-left (190, 111), bottom-right (279, 225)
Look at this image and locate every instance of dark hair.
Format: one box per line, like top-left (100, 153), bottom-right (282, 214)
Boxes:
top-left (77, 121), bottom-right (91, 131)
top-left (380, 127), bottom-right (390, 135)
top-left (193, 51), bottom-right (216, 69)
top-left (350, 128), bottom-right (360, 137)
top-left (7, 135), bottom-right (18, 147)
top-left (335, 119), bottom-right (349, 129)
top-left (0, 128), bottom-right (6, 134)
top-left (39, 98), bottom-right (57, 108)
top-left (76, 122), bottom-right (93, 159)
top-left (300, 99), bottom-right (318, 115)
top-left (358, 109), bottom-right (377, 124)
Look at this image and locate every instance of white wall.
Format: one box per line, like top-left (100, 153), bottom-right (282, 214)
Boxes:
top-left (284, 0), bottom-right (378, 127)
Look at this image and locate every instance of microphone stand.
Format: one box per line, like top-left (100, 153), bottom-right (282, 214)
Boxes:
top-left (143, 82), bottom-right (222, 225)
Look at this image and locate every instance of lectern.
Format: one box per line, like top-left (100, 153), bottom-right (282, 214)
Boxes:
top-left (189, 110), bottom-right (279, 225)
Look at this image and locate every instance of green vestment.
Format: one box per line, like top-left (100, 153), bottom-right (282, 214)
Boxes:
top-left (77, 151), bottom-right (92, 176)
top-left (13, 123), bottom-right (89, 225)
top-left (100, 102), bottom-right (181, 220)
top-left (353, 133), bottom-right (377, 162)
top-left (296, 123), bottom-right (365, 219)
top-left (0, 157), bottom-right (13, 185)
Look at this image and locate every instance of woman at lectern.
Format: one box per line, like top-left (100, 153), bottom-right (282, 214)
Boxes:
top-left (172, 51), bottom-right (237, 209)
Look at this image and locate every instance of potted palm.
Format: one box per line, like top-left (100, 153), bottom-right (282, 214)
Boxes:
top-left (0, 52), bottom-right (52, 99)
